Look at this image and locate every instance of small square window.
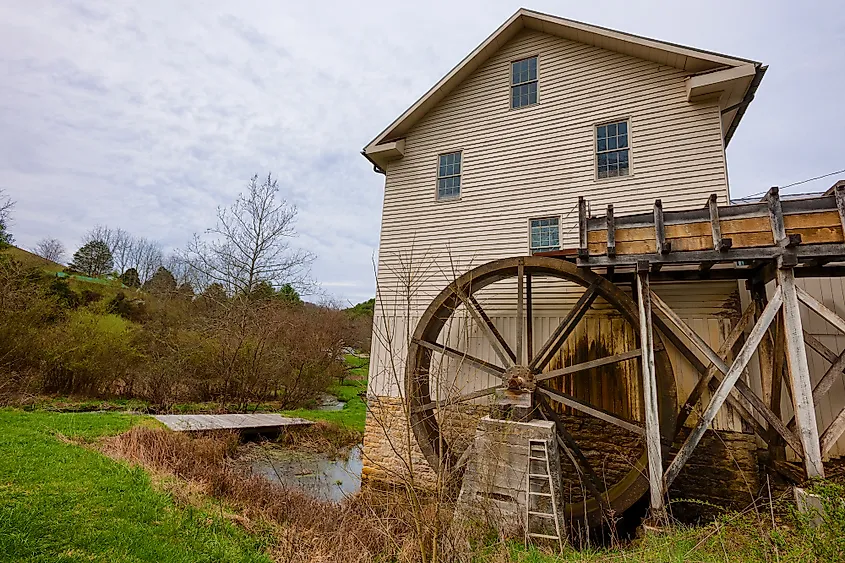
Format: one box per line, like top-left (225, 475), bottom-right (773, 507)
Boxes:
top-left (511, 56), bottom-right (538, 109)
top-left (596, 120), bottom-right (630, 179)
top-left (529, 217), bottom-right (560, 254)
top-left (437, 151), bottom-right (462, 200)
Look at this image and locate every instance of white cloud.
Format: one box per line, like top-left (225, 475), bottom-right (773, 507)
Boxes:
top-left (1, 0), bottom-right (842, 304)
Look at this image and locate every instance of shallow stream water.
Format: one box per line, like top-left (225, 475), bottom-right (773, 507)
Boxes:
top-left (246, 444), bottom-right (362, 502)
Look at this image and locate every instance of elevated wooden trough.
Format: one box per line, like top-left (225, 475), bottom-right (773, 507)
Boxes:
top-left (561, 186), bottom-right (845, 517)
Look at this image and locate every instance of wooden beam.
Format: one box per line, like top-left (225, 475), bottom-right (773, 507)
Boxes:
top-left (751, 281), bottom-right (776, 408)
top-left (674, 300), bottom-right (755, 431)
top-left (535, 349), bottom-right (642, 382)
top-left (463, 295), bottom-right (515, 367)
top-left (650, 309), bottom-right (772, 444)
top-left (516, 258), bottom-right (524, 365)
top-left (526, 273), bottom-right (533, 364)
top-left (788, 349), bottom-right (845, 432)
top-left (413, 339), bottom-right (506, 379)
top-left (796, 286), bottom-right (845, 335)
top-left (529, 280), bottom-right (599, 372)
top-left (770, 313), bottom-right (787, 460)
top-left (578, 196), bottom-right (589, 259)
top-left (804, 331), bottom-right (839, 364)
top-left (653, 199), bottom-right (671, 255)
top-left (664, 288), bottom-right (783, 489)
top-left (606, 204), bottom-right (616, 257)
top-left (637, 265), bottom-right (665, 513)
top-left (412, 384), bottom-right (501, 413)
top-left (820, 406), bottom-right (845, 454)
top-left (650, 288), bottom-right (803, 455)
top-left (537, 386), bottom-right (644, 436)
top-left (834, 184), bottom-right (845, 237)
top-left (778, 268), bottom-right (825, 478)
top-left (708, 193), bottom-right (732, 251)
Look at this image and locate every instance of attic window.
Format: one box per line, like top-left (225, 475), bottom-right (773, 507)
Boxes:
top-left (511, 57), bottom-right (538, 109)
top-left (596, 120), bottom-right (630, 179)
top-left (437, 151), bottom-right (462, 200)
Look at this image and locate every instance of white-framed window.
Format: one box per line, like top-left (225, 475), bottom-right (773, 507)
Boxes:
top-left (511, 56), bottom-right (538, 109)
top-left (596, 120), bottom-right (630, 179)
top-left (436, 151), bottom-right (462, 200)
top-left (529, 217), bottom-right (560, 253)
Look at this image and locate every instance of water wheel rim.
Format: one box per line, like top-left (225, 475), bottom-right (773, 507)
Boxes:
top-left (405, 256), bottom-right (677, 524)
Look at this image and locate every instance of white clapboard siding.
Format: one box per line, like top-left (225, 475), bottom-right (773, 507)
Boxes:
top-left (369, 28), bottom-right (743, 430)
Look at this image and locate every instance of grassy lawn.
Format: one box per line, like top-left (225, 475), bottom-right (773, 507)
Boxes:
top-left (0, 410), bottom-right (270, 563)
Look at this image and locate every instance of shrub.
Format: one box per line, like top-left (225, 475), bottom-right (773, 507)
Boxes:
top-left (42, 309), bottom-right (143, 395)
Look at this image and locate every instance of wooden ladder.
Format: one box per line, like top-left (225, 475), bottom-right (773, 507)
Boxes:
top-left (525, 439), bottom-right (562, 546)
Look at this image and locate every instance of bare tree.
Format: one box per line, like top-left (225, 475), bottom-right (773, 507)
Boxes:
top-left (184, 173), bottom-right (314, 295)
top-left (32, 237), bottom-right (66, 263)
top-left (131, 237), bottom-right (164, 284)
top-left (0, 188), bottom-right (15, 247)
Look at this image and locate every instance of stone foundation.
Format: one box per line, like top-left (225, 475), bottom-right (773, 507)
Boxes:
top-left (363, 395), bottom-right (760, 524)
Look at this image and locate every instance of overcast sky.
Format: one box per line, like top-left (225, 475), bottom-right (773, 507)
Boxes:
top-left (1, 1), bottom-right (842, 303)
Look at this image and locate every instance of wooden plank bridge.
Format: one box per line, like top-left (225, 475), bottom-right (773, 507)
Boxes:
top-left (153, 414), bottom-right (314, 433)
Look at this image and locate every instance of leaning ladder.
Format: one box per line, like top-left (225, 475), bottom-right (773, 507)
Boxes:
top-left (526, 439), bottom-right (562, 546)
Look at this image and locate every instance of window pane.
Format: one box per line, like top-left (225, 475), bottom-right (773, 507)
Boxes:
top-left (608, 136), bottom-right (617, 150)
top-left (618, 134), bottom-right (628, 149)
top-left (608, 152), bottom-right (618, 165)
top-left (619, 150), bottom-right (629, 164)
top-left (528, 57), bottom-right (537, 81)
top-left (618, 121), bottom-right (627, 134)
top-left (607, 123), bottom-right (617, 136)
top-left (597, 126), bottom-right (606, 139)
top-left (528, 82), bottom-right (537, 104)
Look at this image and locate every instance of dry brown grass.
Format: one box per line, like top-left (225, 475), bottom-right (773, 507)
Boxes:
top-left (99, 426), bottom-right (481, 563)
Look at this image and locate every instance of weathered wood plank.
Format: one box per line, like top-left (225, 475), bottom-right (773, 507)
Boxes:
top-left (537, 386), bottom-right (644, 436)
top-left (821, 406), bottom-right (845, 454)
top-left (413, 338), bottom-right (506, 379)
top-left (535, 349), bottom-right (642, 382)
top-left (637, 266), bottom-right (665, 512)
top-left (154, 414), bottom-right (313, 432)
top-left (778, 268), bottom-right (825, 478)
top-left (412, 384), bottom-right (500, 413)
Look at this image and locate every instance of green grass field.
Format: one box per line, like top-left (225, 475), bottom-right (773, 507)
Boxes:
top-left (0, 410), bottom-right (271, 563)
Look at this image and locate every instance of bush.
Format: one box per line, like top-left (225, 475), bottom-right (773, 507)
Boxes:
top-left (42, 309), bottom-right (143, 395)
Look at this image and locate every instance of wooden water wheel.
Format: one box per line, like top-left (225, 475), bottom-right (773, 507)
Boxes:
top-left (405, 256), bottom-right (678, 524)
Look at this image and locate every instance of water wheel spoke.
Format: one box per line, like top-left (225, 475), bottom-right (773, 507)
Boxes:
top-left (529, 279), bottom-right (600, 373)
top-left (537, 385), bottom-right (643, 436)
top-left (537, 394), bottom-right (608, 508)
top-left (464, 295), bottom-right (516, 366)
top-left (413, 338), bottom-right (506, 379)
top-left (535, 349), bottom-right (642, 383)
top-left (412, 384), bottom-right (500, 413)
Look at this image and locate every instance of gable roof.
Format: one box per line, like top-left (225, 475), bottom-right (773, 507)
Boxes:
top-left (363, 8), bottom-right (765, 169)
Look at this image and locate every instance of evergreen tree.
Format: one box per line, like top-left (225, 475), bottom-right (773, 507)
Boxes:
top-left (70, 240), bottom-right (114, 277)
top-left (277, 283), bottom-right (302, 305)
top-left (143, 266), bottom-right (177, 295)
top-left (120, 268), bottom-right (141, 288)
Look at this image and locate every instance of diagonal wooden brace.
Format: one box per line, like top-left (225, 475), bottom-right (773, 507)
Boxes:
top-left (664, 288), bottom-right (783, 489)
top-left (650, 289), bottom-right (804, 455)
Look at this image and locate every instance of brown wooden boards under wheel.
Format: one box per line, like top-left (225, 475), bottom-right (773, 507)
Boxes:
top-left (405, 256), bottom-right (678, 526)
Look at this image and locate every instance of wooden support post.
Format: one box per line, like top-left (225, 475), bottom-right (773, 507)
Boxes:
top-left (606, 204), bottom-right (616, 257)
top-left (578, 197), bottom-right (589, 259)
top-left (516, 259), bottom-right (524, 365)
top-left (636, 261), bottom-right (664, 516)
top-left (770, 313), bottom-right (787, 460)
top-left (653, 200), bottom-right (671, 255)
top-left (750, 281), bottom-right (775, 407)
top-left (665, 288), bottom-right (783, 489)
top-left (526, 273), bottom-right (533, 363)
top-left (778, 268), bottom-right (825, 479)
top-left (834, 184), bottom-right (845, 236)
top-left (708, 193), bottom-right (732, 252)
top-left (767, 184), bottom-right (824, 478)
